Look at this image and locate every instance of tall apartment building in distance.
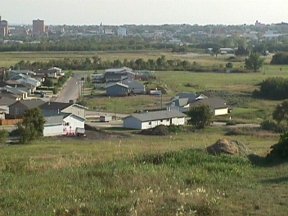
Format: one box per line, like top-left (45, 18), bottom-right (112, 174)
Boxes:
top-left (0, 16), bottom-right (9, 37)
top-left (33, 19), bottom-right (45, 36)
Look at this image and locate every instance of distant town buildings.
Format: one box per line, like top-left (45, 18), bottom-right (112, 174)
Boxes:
top-left (33, 19), bottom-right (45, 36)
top-left (0, 16), bottom-right (8, 37)
top-left (117, 27), bottom-right (127, 37)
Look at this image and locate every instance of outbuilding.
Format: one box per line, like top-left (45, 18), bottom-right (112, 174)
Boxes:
top-left (123, 110), bottom-right (186, 130)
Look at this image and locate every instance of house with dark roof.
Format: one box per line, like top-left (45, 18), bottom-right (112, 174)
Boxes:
top-left (9, 99), bottom-right (45, 118)
top-left (106, 82), bottom-right (130, 97)
top-left (40, 102), bottom-right (87, 119)
top-left (123, 110), bottom-right (186, 130)
top-left (104, 67), bottom-right (135, 83)
top-left (122, 79), bottom-right (146, 94)
top-left (189, 97), bottom-right (229, 116)
top-left (0, 94), bottom-right (18, 116)
top-left (169, 92), bottom-right (208, 112)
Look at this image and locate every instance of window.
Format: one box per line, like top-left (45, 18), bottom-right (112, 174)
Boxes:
top-left (149, 122), bottom-right (152, 125)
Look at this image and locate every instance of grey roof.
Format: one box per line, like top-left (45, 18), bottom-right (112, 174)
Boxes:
top-left (40, 102), bottom-right (72, 111)
top-left (122, 79), bottom-right (144, 89)
top-left (10, 99), bottom-right (45, 109)
top-left (106, 82), bottom-right (129, 89)
top-left (176, 92), bottom-right (198, 103)
top-left (105, 67), bottom-right (133, 73)
top-left (44, 115), bottom-right (63, 126)
top-left (126, 110), bottom-right (186, 122)
top-left (189, 97), bottom-right (227, 109)
top-left (0, 94), bottom-right (16, 106)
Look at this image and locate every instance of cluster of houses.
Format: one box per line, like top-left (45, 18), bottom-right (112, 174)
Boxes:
top-left (123, 92), bottom-right (229, 130)
top-left (92, 67), bottom-right (155, 97)
top-left (6, 99), bottom-right (86, 137)
top-left (0, 67), bottom-right (87, 137)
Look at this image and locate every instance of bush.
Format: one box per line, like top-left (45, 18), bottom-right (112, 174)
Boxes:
top-left (267, 132), bottom-right (288, 159)
top-left (0, 129), bottom-right (8, 144)
top-left (261, 119), bottom-right (287, 133)
top-left (271, 52), bottom-right (288, 65)
top-left (139, 125), bottom-right (170, 136)
top-left (256, 77), bottom-right (288, 100)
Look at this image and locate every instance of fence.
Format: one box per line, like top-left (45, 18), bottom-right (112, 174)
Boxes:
top-left (0, 119), bottom-right (22, 126)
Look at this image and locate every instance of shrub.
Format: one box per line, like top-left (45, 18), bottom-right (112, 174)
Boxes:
top-left (267, 132), bottom-right (288, 159)
top-left (261, 119), bottom-right (287, 133)
top-left (0, 129), bottom-right (8, 144)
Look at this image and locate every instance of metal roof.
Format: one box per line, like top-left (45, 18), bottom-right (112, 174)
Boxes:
top-left (126, 110), bottom-right (186, 122)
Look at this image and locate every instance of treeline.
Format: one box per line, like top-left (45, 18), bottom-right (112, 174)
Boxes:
top-left (255, 77), bottom-right (288, 100)
top-left (271, 53), bottom-right (288, 65)
top-left (0, 37), bottom-right (178, 52)
top-left (12, 56), bottom-right (244, 73)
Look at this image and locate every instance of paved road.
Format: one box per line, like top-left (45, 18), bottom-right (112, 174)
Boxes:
top-left (55, 77), bottom-right (81, 103)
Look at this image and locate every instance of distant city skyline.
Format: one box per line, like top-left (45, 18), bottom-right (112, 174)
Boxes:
top-left (1, 0), bottom-right (287, 26)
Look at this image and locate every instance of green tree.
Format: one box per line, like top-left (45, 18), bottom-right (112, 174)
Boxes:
top-left (18, 108), bottom-right (45, 144)
top-left (245, 53), bottom-right (264, 72)
top-left (43, 78), bottom-right (54, 87)
top-left (273, 100), bottom-right (288, 125)
top-left (187, 105), bottom-right (213, 129)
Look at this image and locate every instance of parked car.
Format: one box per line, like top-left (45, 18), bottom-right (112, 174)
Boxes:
top-left (75, 127), bottom-right (86, 136)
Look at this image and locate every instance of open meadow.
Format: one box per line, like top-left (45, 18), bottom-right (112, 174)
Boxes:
top-left (1, 51), bottom-right (288, 215)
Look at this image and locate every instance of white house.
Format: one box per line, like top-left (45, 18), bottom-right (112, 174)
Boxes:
top-left (63, 114), bottom-right (85, 136)
top-left (189, 98), bottom-right (229, 116)
top-left (123, 110), bottom-right (186, 130)
top-left (43, 115), bottom-right (64, 137)
top-left (43, 113), bottom-right (85, 137)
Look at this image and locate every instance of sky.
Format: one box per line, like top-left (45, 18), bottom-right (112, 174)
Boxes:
top-left (1, 0), bottom-right (287, 25)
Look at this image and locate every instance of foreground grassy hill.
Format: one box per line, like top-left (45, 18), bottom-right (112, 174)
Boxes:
top-left (0, 128), bottom-right (287, 216)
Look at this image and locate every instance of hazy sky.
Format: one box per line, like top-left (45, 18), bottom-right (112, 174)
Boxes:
top-left (1, 0), bottom-right (287, 25)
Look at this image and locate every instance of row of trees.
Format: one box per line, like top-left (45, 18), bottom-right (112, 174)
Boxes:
top-left (13, 54), bottom-right (261, 73)
top-left (271, 53), bottom-right (288, 65)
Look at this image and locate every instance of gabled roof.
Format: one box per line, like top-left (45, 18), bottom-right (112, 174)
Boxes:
top-left (189, 97), bottom-right (227, 109)
top-left (105, 67), bottom-right (133, 73)
top-left (106, 82), bottom-right (129, 89)
top-left (63, 113), bottom-right (86, 122)
top-left (175, 92), bottom-right (198, 103)
top-left (122, 79), bottom-right (144, 89)
top-left (40, 102), bottom-right (72, 111)
top-left (10, 99), bottom-right (45, 109)
top-left (44, 115), bottom-right (63, 126)
top-left (0, 94), bottom-right (17, 106)
top-left (126, 110), bottom-right (186, 122)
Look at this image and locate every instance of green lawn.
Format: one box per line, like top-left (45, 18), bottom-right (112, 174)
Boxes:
top-left (0, 128), bottom-right (286, 216)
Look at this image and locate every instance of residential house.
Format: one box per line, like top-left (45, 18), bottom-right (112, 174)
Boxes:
top-left (106, 83), bottom-right (130, 97)
top-left (8, 73), bottom-right (41, 93)
top-left (36, 67), bottom-right (64, 79)
top-left (0, 94), bottom-right (18, 115)
top-left (43, 112), bottom-right (85, 137)
top-left (189, 97), bottom-right (229, 116)
top-left (40, 102), bottom-right (86, 119)
top-left (3, 85), bottom-right (28, 99)
top-left (63, 114), bottom-right (85, 135)
top-left (123, 110), bottom-right (186, 130)
top-left (43, 114), bottom-right (64, 137)
top-left (169, 92), bottom-right (207, 112)
top-left (122, 79), bottom-right (146, 94)
top-left (9, 99), bottom-right (45, 118)
top-left (104, 67), bottom-right (135, 83)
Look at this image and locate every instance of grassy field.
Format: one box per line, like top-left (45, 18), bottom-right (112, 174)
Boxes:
top-left (0, 128), bottom-right (287, 216)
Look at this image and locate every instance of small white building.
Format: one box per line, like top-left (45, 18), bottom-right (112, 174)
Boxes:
top-left (123, 110), bottom-right (186, 130)
top-left (63, 114), bottom-right (85, 136)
